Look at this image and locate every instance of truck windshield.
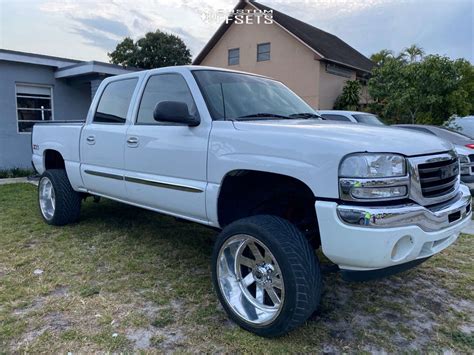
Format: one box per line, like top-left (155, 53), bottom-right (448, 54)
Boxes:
top-left (192, 70), bottom-right (318, 121)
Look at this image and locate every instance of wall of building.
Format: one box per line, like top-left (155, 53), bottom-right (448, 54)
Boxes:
top-left (318, 63), bottom-right (356, 110)
top-left (0, 61), bottom-right (91, 169)
top-left (200, 6), bottom-right (321, 108)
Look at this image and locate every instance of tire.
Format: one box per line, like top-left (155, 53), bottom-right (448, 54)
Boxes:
top-left (38, 169), bottom-right (81, 226)
top-left (211, 215), bottom-right (322, 337)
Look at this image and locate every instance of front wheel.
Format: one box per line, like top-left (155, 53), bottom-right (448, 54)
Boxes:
top-left (38, 169), bottom-right (81, 226)
top-left (211, 215), bottom-right (322, 337)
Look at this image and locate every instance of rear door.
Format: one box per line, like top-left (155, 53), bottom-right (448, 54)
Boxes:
top-left (124, 71), bottom-right (210, 222)
top-left (80, 77), bottom-right (138, 200)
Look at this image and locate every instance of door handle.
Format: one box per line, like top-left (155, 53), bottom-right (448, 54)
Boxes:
top-left (86, 136), bottom-right (95, 144)
top-left (127, 137), bottom-right (139, 146)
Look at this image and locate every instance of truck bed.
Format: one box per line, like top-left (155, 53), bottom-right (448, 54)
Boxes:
top-left (32, 121), bottom-right (85, 174)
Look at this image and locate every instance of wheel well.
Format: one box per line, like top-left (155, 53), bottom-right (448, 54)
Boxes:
top-left (217, 170), bottom-right (319, 246)
top-left (44, 150), bottom-right (65, 170)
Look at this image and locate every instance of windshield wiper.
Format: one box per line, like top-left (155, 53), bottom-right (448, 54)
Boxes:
top-left (289, 112), bottom-right (322, 119)
top-left (237, 113), bottom-right (294, 120)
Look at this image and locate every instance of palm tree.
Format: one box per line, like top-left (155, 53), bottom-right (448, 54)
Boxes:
top-left (401, 45), bottom-right (425, 63)
top-left (370, 49), bottom-right (395, 66)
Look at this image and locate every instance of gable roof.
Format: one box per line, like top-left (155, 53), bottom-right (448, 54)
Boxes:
top-left (193, 0), bottom-right (373, 74)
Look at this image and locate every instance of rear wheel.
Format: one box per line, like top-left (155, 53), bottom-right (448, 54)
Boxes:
top-left (212, 215), bottom-right (322, 337)
top-left (38, 169), bottom-right (81, 226)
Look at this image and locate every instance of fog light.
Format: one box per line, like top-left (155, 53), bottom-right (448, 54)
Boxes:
top-left (391, 235), bottom-right (414, 261)
top-left (351, 186), bottom-right (407, 199)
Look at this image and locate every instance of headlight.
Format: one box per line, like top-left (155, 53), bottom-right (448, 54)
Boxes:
top-left (339, 153), bottom-right (408, 201)
top-left (340, 153), bottom-right (406, 178)
top-left (459, 154), bottom-right (470, 175)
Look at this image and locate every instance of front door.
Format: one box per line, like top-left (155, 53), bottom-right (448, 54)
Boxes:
top-left (124, 72), bottom-right (210, 222)
top-left (80, 77), bottom-right (138, 200)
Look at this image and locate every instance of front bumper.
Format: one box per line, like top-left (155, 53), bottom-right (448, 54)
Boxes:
top-left (316, 184), bottom-right (471, 272)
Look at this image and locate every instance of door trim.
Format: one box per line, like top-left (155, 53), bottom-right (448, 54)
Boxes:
top-left (84, 169), bottom-right (203, 193)
top-left (84, 169), bottom-right (123, 181)
top-left (124, 176), bottom-right (203, 193)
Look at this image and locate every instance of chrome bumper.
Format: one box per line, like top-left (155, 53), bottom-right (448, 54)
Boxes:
top-left (337, 184), bottom-right (472, 232)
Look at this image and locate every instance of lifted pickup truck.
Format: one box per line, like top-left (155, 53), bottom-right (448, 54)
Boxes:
top-left (32, 66), bottom-right (471, 337)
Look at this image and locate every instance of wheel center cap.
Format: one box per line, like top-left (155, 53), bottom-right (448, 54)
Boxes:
top-left (254, 264), bottom-right (274, 284)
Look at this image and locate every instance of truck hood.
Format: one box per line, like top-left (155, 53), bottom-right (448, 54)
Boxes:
top-left (233, 120), bottom-right (453, 156)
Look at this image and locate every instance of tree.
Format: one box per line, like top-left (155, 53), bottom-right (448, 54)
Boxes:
top-left (368, 51), bottom-right (474, 125)
top-left (108, 30), bottom-right (192, 69)
top-left (370, 49), bottom-right (395, 66)
top-left (400, 44), bottom-right (425, 63)
top-left (333, 80), bottom-right (361, 110)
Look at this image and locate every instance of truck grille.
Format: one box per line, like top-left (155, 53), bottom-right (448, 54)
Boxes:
top-left (418, 157), bottom-right (459, 198)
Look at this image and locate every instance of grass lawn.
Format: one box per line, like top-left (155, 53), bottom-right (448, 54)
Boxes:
top-left (0, 183), bottom-right (473, 352)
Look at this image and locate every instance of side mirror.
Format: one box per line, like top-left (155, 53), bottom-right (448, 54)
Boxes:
top-left (153, 101), bottom-right (200, 127)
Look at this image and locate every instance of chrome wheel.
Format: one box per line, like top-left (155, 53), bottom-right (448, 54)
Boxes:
top-left (217, 234), bottom-right (284, 326)
top-left (39, 177), bottom-right (55, 221)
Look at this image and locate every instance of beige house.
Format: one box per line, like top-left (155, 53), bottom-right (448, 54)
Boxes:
top-left (193, 0), bottom-right (373, 109)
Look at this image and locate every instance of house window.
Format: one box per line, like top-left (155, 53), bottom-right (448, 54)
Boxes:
top-left (16, 84), bottom-right (53, 133)
top-left (326, 63), bottom-right (353, 78)
top-left (257, 43), bottom-right (271, 62)
top-left (228, 48), bottom-right (239, 66)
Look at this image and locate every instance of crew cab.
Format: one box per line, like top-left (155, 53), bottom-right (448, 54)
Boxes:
top-left (32, 66), bottom-right (471, 337)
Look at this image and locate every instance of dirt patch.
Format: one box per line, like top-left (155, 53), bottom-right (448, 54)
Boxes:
top-left (11, 312), bottom-right (70, 351)
top-left (126, 328), bottom-right (154, 349)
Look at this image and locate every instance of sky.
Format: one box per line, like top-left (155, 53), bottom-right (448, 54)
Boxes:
top-left (0, 0), bottom-right (472, 63)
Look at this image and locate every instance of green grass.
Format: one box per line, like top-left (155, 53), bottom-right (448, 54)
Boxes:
top-left (0, 183), bottom-right (472, 352)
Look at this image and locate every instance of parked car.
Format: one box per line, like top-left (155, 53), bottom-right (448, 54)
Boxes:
top-left (395, 124), bottom-right (474, 191)
top-left (32, 66), bottom-right (471, 337)
top-left (318, 110), bottom-right (385, 125)
top-left (445, 116), bottom-right (474, 138)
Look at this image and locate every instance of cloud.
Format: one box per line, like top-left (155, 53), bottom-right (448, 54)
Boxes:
top-left (37, 0), bottom-right (473, 62)
top-left (70, 26), bottom-right (120, 51)
top-left (39, 0), bottom-right (214, 55)
top-left (73, 16), bottom-right (130, 38)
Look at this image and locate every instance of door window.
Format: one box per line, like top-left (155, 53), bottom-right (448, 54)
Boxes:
top-left (93, 78), bottom-right (138, 124)
top-left (136, 74), bottom-right (198, 125)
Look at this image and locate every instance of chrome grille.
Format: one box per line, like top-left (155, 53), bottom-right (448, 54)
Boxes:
top-left (418, 157), bottom-right (459, 198)
top-left (408, 151), bottom-right (460, 206)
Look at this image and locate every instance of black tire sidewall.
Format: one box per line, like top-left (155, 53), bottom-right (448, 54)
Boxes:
top-left (212, 215), bottom-right (321, 337)
top-left (38, 169), bottom-right (81, 226)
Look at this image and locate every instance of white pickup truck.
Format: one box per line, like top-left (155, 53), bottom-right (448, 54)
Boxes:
top-left (32, 66), bottom-right (471, 337)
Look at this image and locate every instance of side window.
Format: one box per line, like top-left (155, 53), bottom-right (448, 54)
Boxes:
top-left (136, 73), bottom-right (198, 125)
top-left (93, 78), bottom-right (138, 124)
top-left (321, 114), bottom-right (350, 122)
top-left (228, 48), bottom-right (239, 66)
top-left (257, 43), bottom-right (271, 62)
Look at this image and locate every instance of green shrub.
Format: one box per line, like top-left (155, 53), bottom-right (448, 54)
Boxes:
top-left (0, 168), bottom-right (35, 179)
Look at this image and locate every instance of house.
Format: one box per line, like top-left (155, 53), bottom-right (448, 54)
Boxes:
top-left (193, 0), bottom-right (373, 109)
top-left (0, 49), bottom-right (136, 170)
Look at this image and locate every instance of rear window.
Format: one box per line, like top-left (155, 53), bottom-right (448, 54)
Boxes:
top-left (431, 126), bottom-right (473, 143)
top-left (321, 114), bottom-right (351, 122)
top-left (352, 114), bottom-right (385, 125)
top-left (93, 78), bottom-right (138, 124)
